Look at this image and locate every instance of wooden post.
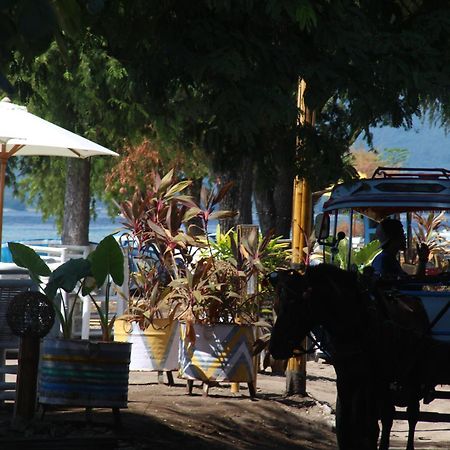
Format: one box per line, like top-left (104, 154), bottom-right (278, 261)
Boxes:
top-left (285, 79), bottom-right (315, 396)
top-left (0, 143), bottom-right (21, 255)
top-left (12, 336), bottom-right (41, 426)
top-left (233, 224), bottom-right (259, 395)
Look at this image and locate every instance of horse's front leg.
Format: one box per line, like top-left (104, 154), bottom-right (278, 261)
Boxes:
top-left (378, 398), bottom-right (394, 450)
top-left (335, 378), bottom-right (378, 450)
top-left (335, 393), bottom-right (353, 450)
top-left (406, 400), bottom-right (420, 450)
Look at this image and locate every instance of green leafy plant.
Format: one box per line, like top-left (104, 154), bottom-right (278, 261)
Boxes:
top-left (119, 169), bottom-right (289, 335)
top-left (9, 235), bottom-right (124, 341)
top-left (119, 170), bottom-right (238, 328)
top-left (310, 237), bottom-right (381, 271)
top-left (206, 225), bottom-right (290, 275)
top-left (413, 212), bottom-right (450, 268)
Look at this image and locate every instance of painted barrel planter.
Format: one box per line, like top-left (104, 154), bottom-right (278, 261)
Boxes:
top-left (39, 338), bottom-right (131, 408)
top-left (179, 323), bottom-right (255, 382)
top-left (114, 318), bottom-right (180, 371)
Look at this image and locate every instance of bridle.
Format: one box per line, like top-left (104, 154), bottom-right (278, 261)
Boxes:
top-left (270, 270), bottom-right (333, 360)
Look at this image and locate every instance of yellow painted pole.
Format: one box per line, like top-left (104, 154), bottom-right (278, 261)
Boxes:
top-left (285, 79), bottom-right (315, 396)
top-left (299, 178), bottom-right (312, 260)
top-left (291, 177), bottom-right (303, 264)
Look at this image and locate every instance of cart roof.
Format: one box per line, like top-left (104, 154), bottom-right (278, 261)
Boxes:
top-left (323, 167), bottom-right (450, 221)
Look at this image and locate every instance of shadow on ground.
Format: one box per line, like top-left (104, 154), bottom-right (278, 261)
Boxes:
top-left (0, 388), bottom-right (337, 450)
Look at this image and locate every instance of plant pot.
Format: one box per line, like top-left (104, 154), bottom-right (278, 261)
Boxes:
top-left (114, 318), bottom-right (180, 371)
top-left (179, 323), bottom-right (255, 383)
top-left (39, 338), bottom-right (131, 408)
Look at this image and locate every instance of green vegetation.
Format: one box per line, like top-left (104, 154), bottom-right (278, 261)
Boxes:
top-left (9, 235), bottom-right (124, 341)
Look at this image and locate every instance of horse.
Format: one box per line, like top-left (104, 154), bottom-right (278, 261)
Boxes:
top-left (269, 264), bottom-right (450, 450)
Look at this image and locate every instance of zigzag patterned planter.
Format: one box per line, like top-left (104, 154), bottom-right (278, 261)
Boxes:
top-left (179, 323), bottom-right (255, 384)
top-left (114, 318), bottom-right (180, 371)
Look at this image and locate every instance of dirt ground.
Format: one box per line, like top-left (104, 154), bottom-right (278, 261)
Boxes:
top-left (1, 359), bottom-right (450, 449)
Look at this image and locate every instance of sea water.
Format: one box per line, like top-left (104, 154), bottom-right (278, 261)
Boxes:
top-left (2, 207), bottom-right (120, 244)
top-left (2, 207), bottom-right (223, 245)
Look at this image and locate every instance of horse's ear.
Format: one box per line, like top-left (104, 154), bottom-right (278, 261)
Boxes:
top-left (347, 271), bottom-right (361, 288)
top-left (302, 287), bottom-right (313, 300)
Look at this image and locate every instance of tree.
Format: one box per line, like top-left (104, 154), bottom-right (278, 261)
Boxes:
top-left (87, 1), bottom-right (450, 231)
top-left (9, 33), bottom-right (147, 244)
top-left (0, 0), bottom-right (58, 92)
top-left (351, 147), bottom-right (410, 178)
top-left (383, 148), bottom-right (410, 167)
top-left (7, 1), bottom-right (450, 240)
top-left (351, 148), bottom-right (383, 179)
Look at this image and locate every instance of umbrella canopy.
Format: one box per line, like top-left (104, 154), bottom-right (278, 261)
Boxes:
top-left (0, 99), bottom-right (118, 157)
top-left (0, 97), bottom-right (119, 247)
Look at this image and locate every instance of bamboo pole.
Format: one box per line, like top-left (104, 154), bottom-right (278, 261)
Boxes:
top-left (291, 177), bottom-right (303, 264)
top-left (285, 79), bottom-right (315, 396)
top-left (299, 178), bottom-right (312, 261)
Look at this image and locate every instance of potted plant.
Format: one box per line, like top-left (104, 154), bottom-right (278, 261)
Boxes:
top-left (8, 235), bottom-right (132, 410)
top-left (169, 254), bottom-right (258, 395)
top-left (173, 223), bottom-right (289, 396)
top-left (114, 170), bottom-right (237, 380)
top-left (116, 169), bottom-right (286, 395)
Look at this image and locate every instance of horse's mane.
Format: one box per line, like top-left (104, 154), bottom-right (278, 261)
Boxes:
top-left (305, 264), bottom-right (359, 290)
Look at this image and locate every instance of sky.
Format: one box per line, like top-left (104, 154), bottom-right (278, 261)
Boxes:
top-left (354, 116), bottom-right (450, 168)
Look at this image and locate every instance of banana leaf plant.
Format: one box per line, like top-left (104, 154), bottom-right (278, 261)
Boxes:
top-left (8, 235), bottom-right (124, 341)
top-left (310, 237), bottom-right (381, 271)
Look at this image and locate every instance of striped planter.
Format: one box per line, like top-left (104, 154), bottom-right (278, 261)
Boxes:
top-left (179, 323), bottom-right (255, 383)
top-left (114, 318), bottom-right (180, 371)
top-left (39, 338), bottom-right (131, 408)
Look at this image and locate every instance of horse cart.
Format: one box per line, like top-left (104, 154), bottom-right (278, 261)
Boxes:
top-left (318, 166), bottom-right (450, 344)
top-left (269, 167), bottom-right (450, 450)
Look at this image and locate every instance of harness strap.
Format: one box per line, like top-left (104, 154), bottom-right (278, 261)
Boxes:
top-left (293, 332), bottom-right (333, 360)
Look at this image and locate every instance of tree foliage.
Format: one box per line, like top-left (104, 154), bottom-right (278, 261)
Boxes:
top-left (8, 32), bottom-right (147, 230)
top-left (5, 1), bottom-right (450, 234)
top-left (87, 1), bottom-right (450, 188)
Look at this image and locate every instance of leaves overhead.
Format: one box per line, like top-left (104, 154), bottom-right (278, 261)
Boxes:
top-left (6, 1), bottom-right (450, 214)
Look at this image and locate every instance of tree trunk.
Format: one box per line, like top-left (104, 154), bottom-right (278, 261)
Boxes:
top-left (253, 181), bottom-right (275, 236)
top-left (61, 158), bottom-right (90, 245)
top-left (187, 177), bottom-right (204, 235)
top-left (217, 157), bottom-right (253, 232)
top-left (254, 158), bottom-right (295, 238)
top-left (273, 164), bottom-right (294, 237)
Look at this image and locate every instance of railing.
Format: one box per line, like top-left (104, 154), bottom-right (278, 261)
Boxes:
top-left (372, 167), bottom-right (450, 180)
top-left (0, 278), bottom-right (37, 404)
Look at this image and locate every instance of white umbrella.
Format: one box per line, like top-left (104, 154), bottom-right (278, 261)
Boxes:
top-left (0, 97), bottom-right (119, 247)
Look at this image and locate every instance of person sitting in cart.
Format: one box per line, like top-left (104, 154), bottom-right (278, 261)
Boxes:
top-left (372, 217), bottom-right (430, 279)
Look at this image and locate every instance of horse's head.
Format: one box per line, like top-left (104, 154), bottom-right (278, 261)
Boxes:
top-left (268, 269), bottom-right (316, 360)
top-left (269, 264), bottom-right (360, 361)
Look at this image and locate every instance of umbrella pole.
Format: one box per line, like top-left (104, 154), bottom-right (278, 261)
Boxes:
top-left (0, 148), bottom-right (8, 253)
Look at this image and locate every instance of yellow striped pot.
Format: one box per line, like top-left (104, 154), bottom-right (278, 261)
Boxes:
top-left (39, 338), bottom-right (131, 408)
top-left (179, 323), bottom-right (255, 382)
top-left (114, 318), bottom-right (180, 371)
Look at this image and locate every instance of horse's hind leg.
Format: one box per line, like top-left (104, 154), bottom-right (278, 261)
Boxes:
top-left (406, 400), bottom-right (420, 450)
top-left (378, 401), bottom-right (394, 450)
